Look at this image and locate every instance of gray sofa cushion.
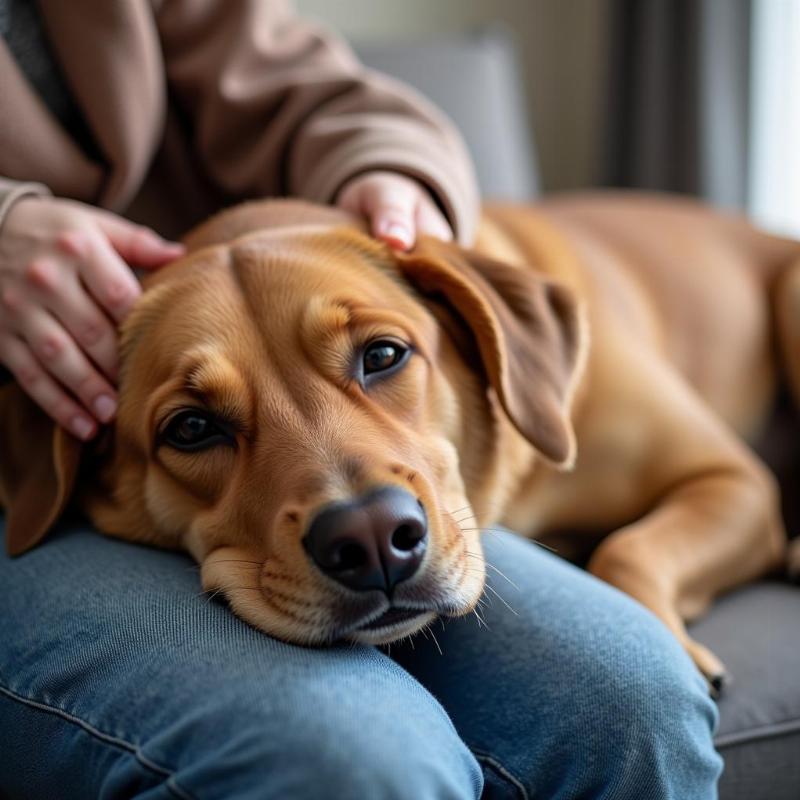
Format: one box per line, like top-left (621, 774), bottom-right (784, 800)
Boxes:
top-left (356, 27), bottom-right (539, 200)
top-left (691, 582), bottom-right (800, 800)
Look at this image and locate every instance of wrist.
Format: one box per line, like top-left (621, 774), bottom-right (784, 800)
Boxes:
top-left (0, 181), bottom-right (53, 239)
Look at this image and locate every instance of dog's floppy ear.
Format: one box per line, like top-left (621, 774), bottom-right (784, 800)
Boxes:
top-left (0, 383), bottom-right (82, 555)
top-left (397, 238), bottom-right (587, 468)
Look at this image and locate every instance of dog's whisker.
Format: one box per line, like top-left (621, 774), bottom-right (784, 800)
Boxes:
top-left (426, 624), bottom-right (444, 655)
top-left (199, 587), bottom-right (225, 604)
top-left (483, 583), bottom-right (519, 616)
top-left (484, 562), bottom-right (520, 591)
top-left (483, 562), bottom-right (520, 590)
top-left (447, 501), bottom-right (502, 516)
top-left (462, 553), bottom-right (520, 591)
top-left (457, 526), bottom-right (509, 535)
top-left (472, 606), bottom-right (491, 632)
top-left (458, 526), bottom-right (559, 558)
top-left (446, 504), bottom-right (473, 517)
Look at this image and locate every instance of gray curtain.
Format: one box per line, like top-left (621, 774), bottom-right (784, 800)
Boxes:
top-left (606, 0), bottom-right (752, 209)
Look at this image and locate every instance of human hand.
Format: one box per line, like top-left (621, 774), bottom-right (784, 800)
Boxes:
top-left (336, 170), bottom-right (453, 251)
top-left (0, 196), bottom-right (185, 439)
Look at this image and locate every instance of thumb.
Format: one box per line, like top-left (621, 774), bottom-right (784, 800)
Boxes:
top-left (95, 213), bottom-right (185, 269)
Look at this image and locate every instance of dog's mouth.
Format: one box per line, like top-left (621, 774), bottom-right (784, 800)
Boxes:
top-left (355, 606), bottom-right (428, 632)
top-left (340, 604), bottom-right (438, 643)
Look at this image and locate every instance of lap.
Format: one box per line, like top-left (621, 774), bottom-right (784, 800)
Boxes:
top-left (393, 532), bottom-right (721, 799)
top-left (0, 521), bottom-right (479, 799)
top-left (0, 520), bottom-right (721, 799)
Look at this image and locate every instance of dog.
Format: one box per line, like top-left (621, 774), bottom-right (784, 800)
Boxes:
top-left (3, 193), bottom-right (799, 693)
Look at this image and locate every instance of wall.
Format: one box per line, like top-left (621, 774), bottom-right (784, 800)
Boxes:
top-left (295, 0), bottom-right (614, 192)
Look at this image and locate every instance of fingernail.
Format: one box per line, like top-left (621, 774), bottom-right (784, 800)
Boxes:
top-left (380, 222), bottom-right (413, 250)
top-left (93, 394), bottom-right (117, 422)
top-left (70, 415), bottom-right (94, 440)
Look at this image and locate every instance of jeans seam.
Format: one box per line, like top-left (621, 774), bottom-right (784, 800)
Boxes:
top-left (0, 682), bottom-right (195, 800)
top-left (472, 748), bottom-right (530, 800)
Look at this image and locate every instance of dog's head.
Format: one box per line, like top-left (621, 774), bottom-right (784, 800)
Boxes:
top-left (1, 202), bottom-right (585, 645)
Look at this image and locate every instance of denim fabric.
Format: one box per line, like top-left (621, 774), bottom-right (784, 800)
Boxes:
top-left (0, 521), bottom-right (722, 799)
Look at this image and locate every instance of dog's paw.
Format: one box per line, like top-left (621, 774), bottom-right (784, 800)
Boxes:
top-left (684, 637), bottom-right (731, 698)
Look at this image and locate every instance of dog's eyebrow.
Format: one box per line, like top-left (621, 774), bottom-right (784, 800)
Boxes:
top-left (183, 354), bottom-right (252, 425)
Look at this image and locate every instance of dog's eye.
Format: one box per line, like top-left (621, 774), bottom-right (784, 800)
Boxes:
top-left (162, 410), bottom-right (234, 452)
top-left (363, 340), bottom-right (408, 376)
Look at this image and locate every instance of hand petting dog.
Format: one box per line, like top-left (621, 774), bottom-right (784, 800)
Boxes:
top-left (336, 170), bottom-right (453, 251)
top-left (0, 196), bottom-right (184, 439)
top-left (0, 172), bottom-right (450, 438)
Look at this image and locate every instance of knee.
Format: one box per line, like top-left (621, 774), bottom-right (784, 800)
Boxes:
top-left (269, 710), bottom-right (482, 800)
top-left (144, 672), bottom-right (482, 800)
top-left (570, 609), bottom-right (723, 798)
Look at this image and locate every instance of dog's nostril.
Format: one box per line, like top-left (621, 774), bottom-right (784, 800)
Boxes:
top-left (392, 523), bottom-right (424, 552)
top-left (331, 541), bottom-right (368, 571)
top-left (304, 487), bottom-right (427, 592)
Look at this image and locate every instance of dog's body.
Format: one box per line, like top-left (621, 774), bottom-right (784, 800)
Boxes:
top-left (3, 192), bottom-right (799, 690)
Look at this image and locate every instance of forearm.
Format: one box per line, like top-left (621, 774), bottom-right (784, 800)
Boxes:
top-left (155, 0), bottom-right (479, 243)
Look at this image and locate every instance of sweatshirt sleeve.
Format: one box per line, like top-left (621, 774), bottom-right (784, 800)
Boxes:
top-left (0, 177), bottom-right (51, 236)
top-left (153, 0), bottom-right (479, 244)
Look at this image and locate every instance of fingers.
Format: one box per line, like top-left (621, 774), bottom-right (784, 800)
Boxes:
top-left (0, 334), bottom-right (97, 440)
top-left (337, 171), bottom-right (454, 251)
top-left (24, 257), bottom-right (118, 380)
top-left (8, 301), bottom-right (116, 425)
top-left (58, 229), bottom-right (142, 323)
top-left (0, 197), bottom-right (177, 436)
top-left (93, 213), bottom-right (185, 269)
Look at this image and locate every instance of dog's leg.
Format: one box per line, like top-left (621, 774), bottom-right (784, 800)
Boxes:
top-left (583, 350), bottom-right (786, 692)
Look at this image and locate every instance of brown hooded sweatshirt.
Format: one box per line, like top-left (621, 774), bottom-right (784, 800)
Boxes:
top-left (0, 0), bottom-right (478, 242)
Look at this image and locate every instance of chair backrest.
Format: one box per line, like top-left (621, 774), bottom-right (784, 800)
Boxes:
top-left (356, 26), bottom-right (540, 200)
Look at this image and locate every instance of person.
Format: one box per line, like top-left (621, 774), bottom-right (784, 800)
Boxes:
top-left (0, 2), bottom-right (722, 797)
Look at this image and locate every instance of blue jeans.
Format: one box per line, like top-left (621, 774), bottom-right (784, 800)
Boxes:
top-left (0, 521), bottom-right (721, 799)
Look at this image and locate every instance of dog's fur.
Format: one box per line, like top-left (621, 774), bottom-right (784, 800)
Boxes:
top-left (3, 193), bottom-right (800, 690)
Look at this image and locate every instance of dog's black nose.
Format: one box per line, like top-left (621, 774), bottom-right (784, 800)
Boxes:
top-left (303, 486), bottom-right (427, 594)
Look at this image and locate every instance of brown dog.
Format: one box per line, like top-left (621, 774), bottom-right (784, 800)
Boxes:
top-left (3, 193), bottom-right (799, 692)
